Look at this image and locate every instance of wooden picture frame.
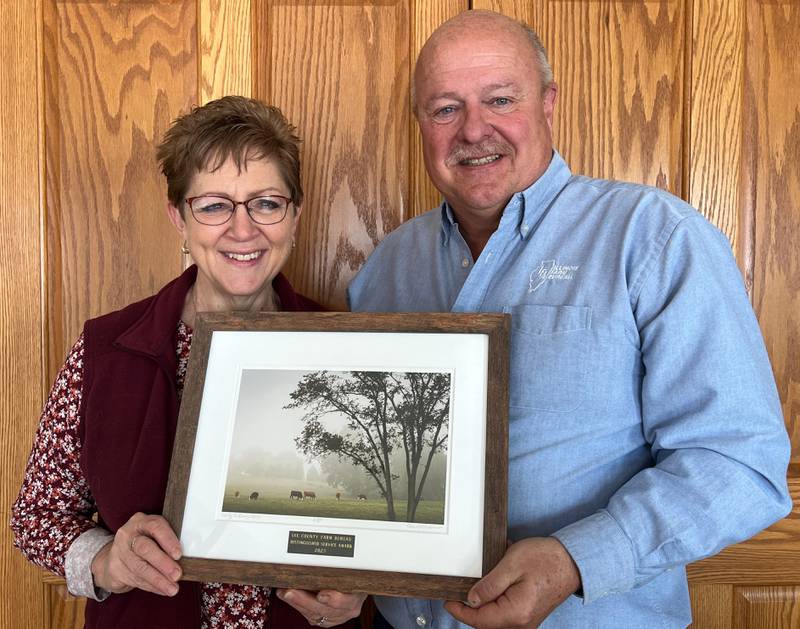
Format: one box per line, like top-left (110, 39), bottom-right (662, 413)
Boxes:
top-left (163, 311), bottom-right (509, 600)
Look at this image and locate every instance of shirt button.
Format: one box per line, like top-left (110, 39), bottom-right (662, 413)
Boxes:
top-left (415, 615), bottom-right (428, 627)
top-left (461, 258), bottom-right (470, 268)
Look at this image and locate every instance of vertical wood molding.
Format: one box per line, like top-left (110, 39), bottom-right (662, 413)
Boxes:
top-left (744, 1), bottom-right (800, 462)
top-left (689, 583), bottom-right (734, 629)
top-left (688, 0), bottom-right (744, 256)
top-left (200, 0), bottom-right (252, 102)
top-left (0, 0), bottom-right (47, 626)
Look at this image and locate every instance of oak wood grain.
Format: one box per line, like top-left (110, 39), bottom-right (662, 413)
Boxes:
top-left (744, 1), bottom-right (800, 467)
top-left (43, 0), bottom-right (196, 380)
top-left (43, 580), bottom-right (85, 629)
top-left (0, 1), bottom-right (48, 627)
top-left (733, 587), bottom-right (800, 629)
top-left (253, 1), bottom-right (411, 309)
top-left (200, 0), bottom-right (252, 102)
top-left (689, 584), bottom-right (733, 629)
top-left (479, 0), bottom-right (685, 194)
top-left (689, 0), bottom-right (743, 255)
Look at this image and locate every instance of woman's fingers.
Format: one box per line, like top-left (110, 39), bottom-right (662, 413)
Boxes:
top-left (92, 513), bottom-right (183, 596)
top-left (123, 533), bottom-right (181, 595)
top-left (129, 513), bottom-right (183, 561)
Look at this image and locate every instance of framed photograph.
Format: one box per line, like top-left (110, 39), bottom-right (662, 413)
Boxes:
top-left (163, 311), bottom-right (509, 600)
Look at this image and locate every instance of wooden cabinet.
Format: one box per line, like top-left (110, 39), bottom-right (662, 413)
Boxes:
top-left (1, 1), bottom-right (796, 627)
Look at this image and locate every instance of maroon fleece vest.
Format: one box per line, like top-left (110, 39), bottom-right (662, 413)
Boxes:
top-left (78, 265), bottom-right (337, 629)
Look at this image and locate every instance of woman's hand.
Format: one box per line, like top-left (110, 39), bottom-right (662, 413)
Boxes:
top-left (277, 588), bottom-right (367, 626)
top-left (91, 512), bottom-right (183, 596)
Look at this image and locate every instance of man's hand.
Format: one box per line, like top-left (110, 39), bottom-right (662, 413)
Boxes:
top-left (277, 588), bottom-right (367, 626)
top-left (91, 512), bottom-right (183, 596)
top-left (445, 537), bottom-right (580, 629)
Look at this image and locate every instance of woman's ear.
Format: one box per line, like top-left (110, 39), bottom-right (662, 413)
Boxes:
top-left (291, 204), bottom-right (302, 234)
top-left (166, 203), bottom-right (187, 236)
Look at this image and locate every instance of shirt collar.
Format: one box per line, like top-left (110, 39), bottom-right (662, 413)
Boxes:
top-left (440, 202), bottom-right (458, 246)
top-left (438, 150), bottom-right (572, 245)
top-left (518, 150), bottom-right (572, 238)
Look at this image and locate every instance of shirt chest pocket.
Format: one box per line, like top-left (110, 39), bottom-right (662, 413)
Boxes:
top-left (502, 304), bottom-right (592, 413)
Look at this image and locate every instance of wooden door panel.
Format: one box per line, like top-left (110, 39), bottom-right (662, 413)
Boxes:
top-left (43, 575), bottom-right (84, 629)
top-left (42, 0), bottom-right (196, 376)
top-left (733, 587), bottom-right (800, 629)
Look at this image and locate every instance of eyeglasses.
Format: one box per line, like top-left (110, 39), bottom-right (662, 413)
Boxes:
top-left (185, 194), bottom-right (293, 226)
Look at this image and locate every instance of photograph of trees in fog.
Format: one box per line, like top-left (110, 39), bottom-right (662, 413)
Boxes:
top-left (222, 369), bottom-right (451, 525)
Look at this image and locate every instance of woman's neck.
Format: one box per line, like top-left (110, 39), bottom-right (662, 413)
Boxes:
top-left (181, 280), bottom-right (277, 328)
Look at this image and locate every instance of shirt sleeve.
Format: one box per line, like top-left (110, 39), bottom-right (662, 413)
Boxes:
top-left (552, 215), bottom-right (792, 603)
top-left (10, 334), bottom-right (105, 579)
top-left (65, 528), bottom-right (113, 600)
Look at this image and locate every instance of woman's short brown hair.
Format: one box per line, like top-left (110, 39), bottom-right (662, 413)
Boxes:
top-left (157, 96), bottom-right (303, 212)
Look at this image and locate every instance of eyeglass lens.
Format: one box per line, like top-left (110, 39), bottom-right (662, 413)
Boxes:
top-left (188, 195), bottom-right (290, 225)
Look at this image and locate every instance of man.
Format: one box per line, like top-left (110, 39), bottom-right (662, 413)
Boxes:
top-left (348, 10), bottom-right (791, 629)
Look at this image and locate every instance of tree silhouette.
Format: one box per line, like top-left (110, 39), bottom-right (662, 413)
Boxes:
top-left (286, 371), bottom-right (450, 522)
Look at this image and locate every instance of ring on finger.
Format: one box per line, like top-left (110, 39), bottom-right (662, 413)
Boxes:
top-left (316, 616), bottom-right (329, 626)
top-left (129, 535), bottom-right (141, 553)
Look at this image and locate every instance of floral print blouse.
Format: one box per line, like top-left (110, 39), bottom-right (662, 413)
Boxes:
top-left (11, 323), bottom-right (270, 628)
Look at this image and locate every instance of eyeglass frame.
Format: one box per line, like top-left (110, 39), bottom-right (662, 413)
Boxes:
top-left (184, 193), bottom-right (295, 226)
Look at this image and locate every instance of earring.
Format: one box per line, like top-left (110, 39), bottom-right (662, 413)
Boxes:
top-left (291, 239), bottom-right (296, 250)
top-left (181, 240), bottom-right (190, 255)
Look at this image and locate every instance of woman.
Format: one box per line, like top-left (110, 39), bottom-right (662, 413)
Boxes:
top-left (11, 96), bottom-right (365, 629)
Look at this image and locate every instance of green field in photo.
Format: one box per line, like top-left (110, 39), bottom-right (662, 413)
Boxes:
top-left (222, 481), bottom-right (444, 524)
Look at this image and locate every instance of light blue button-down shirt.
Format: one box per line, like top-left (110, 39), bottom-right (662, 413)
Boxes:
top-left (347, 152), bottom-right (791, 628)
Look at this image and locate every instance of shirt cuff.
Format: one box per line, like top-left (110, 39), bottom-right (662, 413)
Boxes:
top-left (551, 511), bottom-right (637, 604)
top-left (65, 527), bottom-right (114, 601)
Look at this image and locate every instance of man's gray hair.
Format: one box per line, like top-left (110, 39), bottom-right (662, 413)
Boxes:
top-left (521, 22), bottom-right (554, 90)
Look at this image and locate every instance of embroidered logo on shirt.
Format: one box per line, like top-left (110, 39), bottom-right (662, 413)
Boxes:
top-left (528, 260), bottom-right (580, 293)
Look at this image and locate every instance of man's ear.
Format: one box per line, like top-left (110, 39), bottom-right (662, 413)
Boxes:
top-left (543, 83), bottom-right (558, 129)
top-left (166, 203), bottom-right (187, 237)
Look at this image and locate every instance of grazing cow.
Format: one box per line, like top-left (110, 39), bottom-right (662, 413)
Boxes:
top-left (335, 492), bottom-right (341, 501)
top-left (234, 491), bottom-right (240, 498)
top-left (303, 490), bottom-right (316, 500)
top-left (249, 491), bottom-right (259, 500)
top-left (357, 494), bottom-right (367, 501)
top-left (290, 490), bottom-right (303, 500)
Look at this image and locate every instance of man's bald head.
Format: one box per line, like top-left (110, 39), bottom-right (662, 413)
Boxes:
top-left (413, 10), bottom-right (553, 114)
